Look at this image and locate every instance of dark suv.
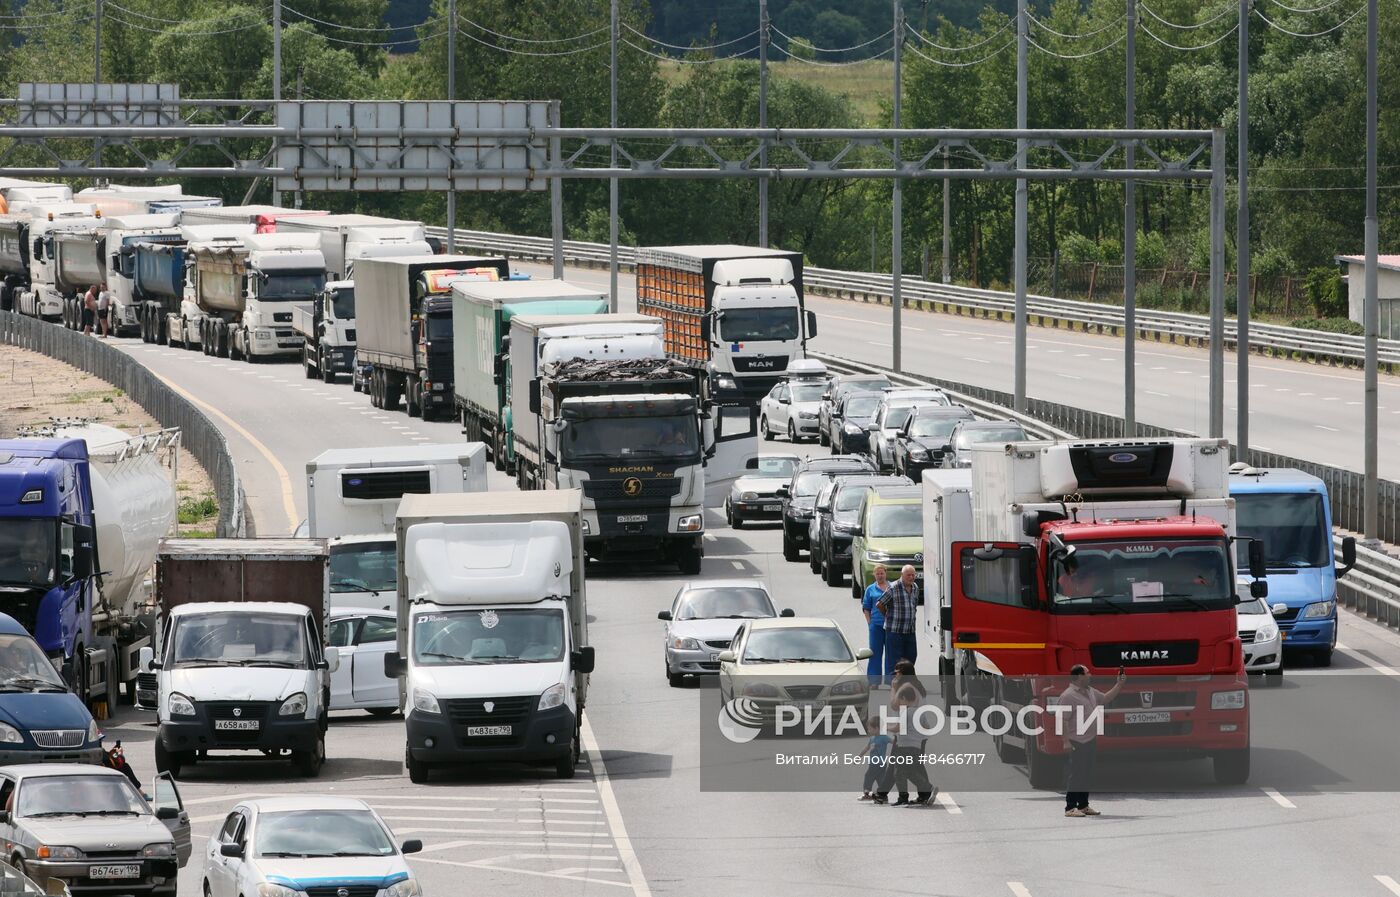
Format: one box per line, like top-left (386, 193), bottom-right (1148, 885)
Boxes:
top-left (893, 406), bottom-right (975, 482)
top-left (819, 374), bottom-right (890, 446)
top-left (812, 474), bottom-right (912, 586)
top-left (778, 455), bottom-right (875, 561)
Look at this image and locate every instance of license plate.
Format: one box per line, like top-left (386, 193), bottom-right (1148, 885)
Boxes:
top-left (89, 866), bottom-right (141, 880)
top-left (467, 725), bottom-right (513, 737)
top-left (762, 504), bottom-right (780, 512)
top-left (1123, 711), bottom-right (1171, 724)
top-left (214, 719), bottom-right (260, 731)
top-left (617, 514), bottom-right (648, 523)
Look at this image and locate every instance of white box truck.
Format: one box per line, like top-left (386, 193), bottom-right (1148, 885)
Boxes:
top-left (274, 214), bottom-right (432, 279)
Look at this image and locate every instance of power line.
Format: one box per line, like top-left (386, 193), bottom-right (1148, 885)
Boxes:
top-left (1262, 0), bottom-right (1348, 12)
top-left (107, 2), bottom-right (270, 23)
top-left (1139, 20), bottom-right (1240, 50)
top-left (902, 37), bottom-right (1016, 67)
top-left (283, 4), bottom-right (436, 32)
top-left (1254, 4), bottom-right (1364, 36)
top-left (318, 28), bottom-right (449, 47)
top-left (458, 16), bottom-right (607, 45)
top-left (904, 19), bottom-right (1013, 51)
top-left (771, 43), bottom-right (892, 65)
top-left (459, 27), bottom-right (608, 56)
top-left (1025, 13), bottom-right (1122, 40)
top-left (622, 37), bottom-right (756, 63)
top-left (622, 22), bottom-right (759, 52)
top-left (1028, 32), bottom-right (1128, 59)
top-left (768, 24), bottom-right (892, 53)
top-left (104, 11), bottom-right (267, 35)
top-left (1138, 3), bottom-right (1238, 29)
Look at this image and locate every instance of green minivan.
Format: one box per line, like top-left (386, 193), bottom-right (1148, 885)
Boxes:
top-left (849, 487), bottom-right (925, 599)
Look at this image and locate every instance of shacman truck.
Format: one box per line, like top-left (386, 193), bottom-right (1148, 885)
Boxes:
top-left (635, 245), bottom-right (818, 404)
top-left (923, 437), bottom-right (1266, 788)
top-left (506, 313), bottom-right (713, 573)
top-left (385, 491), bottom-right (595, 782)
top-left (354, 254), bottom-right (510, 420)
top-left (452, 278), bottom-right (609, 471)
top-left (0, 422), bottom-right (179, 709)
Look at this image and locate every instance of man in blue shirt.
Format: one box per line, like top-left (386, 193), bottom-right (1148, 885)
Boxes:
top-left (861, 564), bottom-right (890, 686)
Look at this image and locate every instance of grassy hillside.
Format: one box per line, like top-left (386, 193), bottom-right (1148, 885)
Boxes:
top-left (659, 59), bottom-right (893, 124)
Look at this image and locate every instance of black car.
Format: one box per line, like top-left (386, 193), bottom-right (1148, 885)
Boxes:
top-left (818, 374), bottom-right (891, 446)
top-left (814, 474), bottom-right (912, 586)
top-left (829, 391), bottom-right (884, 456)
top-left (894, 406), bottom-right (976, 482)
top-left (778, 455), bottom-right (875, 561)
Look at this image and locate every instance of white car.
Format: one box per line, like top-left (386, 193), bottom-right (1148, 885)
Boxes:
top-left (718, 617), bottom-right (872, 723)
top-left (760, 379), bottom-right (827, 442)
top-left (1236, 594), bottom-right (1283, 680)
top-left (328, 608), bottom-right (401, 715)
top-left (725, 454), bottom-right (801, 528)
top-left (205, 797), bottom-right (423, 897)
top-left (870, 390), bottom-right (949, 470)
top-left (658, 580), bottom-right (793, 686)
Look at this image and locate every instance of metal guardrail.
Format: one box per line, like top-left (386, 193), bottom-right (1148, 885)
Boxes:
top-left (434, 226), bottom-right (1400, 368)
top-left (0, 311), bottom-right (246, 538)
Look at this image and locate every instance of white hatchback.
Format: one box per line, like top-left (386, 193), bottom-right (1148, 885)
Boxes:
top-left (1236, 595), bottom-right (1283, 680)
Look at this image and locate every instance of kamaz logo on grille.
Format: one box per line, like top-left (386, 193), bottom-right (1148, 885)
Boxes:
top-left (1141, 692), bottom-right (1155, 708)
top-left (1121, 649), bottom-right (1170, 661)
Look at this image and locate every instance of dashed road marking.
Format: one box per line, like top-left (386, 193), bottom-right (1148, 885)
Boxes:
top-left (1376, 875), bottom-right (1400, 896)
top-left (935, 791), bottom-right (962, 814)
top-left (1316, 425), bottom-right (1339, 432)
top-left (1007, 883), bottom-right (1033, 897)
top-left (1262, 787), bottom-right (1296, 808)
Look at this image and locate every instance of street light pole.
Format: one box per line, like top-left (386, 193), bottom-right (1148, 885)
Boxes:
top-left (1237, 0), bottom-right (1252, 457)
top-left (609, 0), bottom-right (619, 311)
top-left (1123, 0), bottom-right (1137, 436)
top-left (1013, 0), bottom-right (1028, 411)
top-left (759, 0), bottom-right (770, 247)
top-left (891, 0), bottom-right (903, 373)
top-left (1364, 0), bottom-right (1379, 538)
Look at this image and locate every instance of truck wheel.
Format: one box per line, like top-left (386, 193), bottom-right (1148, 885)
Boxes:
top-left (760, 416), bottom-right (773, 441)
top-left (1025, 737), bottom-right (1063, 790)
top-left (555, 731), bottom-right (580, 779)
top-left (782, 532), bottom-right (800, 563)
top-left (154, 741), bottom-right (182, 777)
top-left (156, 313), bottom-right (168, 346)
top-left (405, 379), bottom-right (422, 417)
top-left (303, 347), bottom-right (317, 379)
top-left (320, 352), bottom-right (336, 384)
top-left (294, 736), bottom-right (325, 778)
top-left (0, 283), bottom-right (9, 312)
top-left (677, 542), bottom-right (702, 575)
top-left (383, 379), bottom-right (401, 410)
top-left (405, 747), bottom-right (430, 784)
top-left (1212, 749), bottom-right (1251, 785)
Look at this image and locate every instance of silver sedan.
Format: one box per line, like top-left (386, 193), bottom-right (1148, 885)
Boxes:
top-left (658, 580), bottom-right (793, 686)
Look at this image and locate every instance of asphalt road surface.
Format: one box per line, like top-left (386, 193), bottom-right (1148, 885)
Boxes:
top-left (84, 266), bottom-right (1400, 897)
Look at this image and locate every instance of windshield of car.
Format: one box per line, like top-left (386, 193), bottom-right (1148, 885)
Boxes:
top-left (840, 379), bottom-right (890, 397)
top-left (742, 627), bottom-right (852, 663)
top-left (909, 415), bottom-right (966, 439)
top-left (677, 588), bottom-right (775, 620)
top-left (752, 457), bottom-right (799, 478)
top-left (168, 612), bottom-right (308, 668)
top-left (869, 503), bottom-right (921, 538)
top-left (1234, 492), bottom-right (1330, 569)
top-left (815, 481), bottom-right (838, 511)
top-left (1052, 538), bottom-right (1234, 613)
top-left (719, 307), bottom-right (800, 342)
top-left (1236, 597), bottom-right (1268, 615)
top-left (260, 271), bottom-right (326, 300)
top-left (955, 425), bottom-right (1027, 449)
top-left (0, 634), bottom-right (67, 689)
top-left (880, 404), bottom-right (915, 430)
top-left (329, 541), bottom-right (396, 594)
top-left (18, 776), bottom-right (146, 817)
top-left (792, 471), bottom-right (828, 498)
top-left (843, 395), bottom-right (880, 417)
top-left (0, 519), bottom-right (56, 588)
top-left (328, 287), bottom-right (355, 319)
top-left (835, 486), bottom-right (871, 513)
top-left (413, 608), bottom-right (565, 665)
top-left (562, 414), bottom-right (699, 462)
top-left (255, 809), bottom-right (395, 858)
top-left (788, 382), bottom-right (825, 403)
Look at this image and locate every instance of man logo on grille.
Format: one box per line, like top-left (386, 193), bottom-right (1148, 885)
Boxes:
top-left (623, 477), bottom-right (643, 497)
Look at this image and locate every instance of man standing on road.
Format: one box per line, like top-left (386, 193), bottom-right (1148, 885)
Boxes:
top-left (96, 286), bottom-right (111, 338)
top-left (877, 565), bottom-right (920, 680)
top-left (1059, 664), bottom-right (1125, 818)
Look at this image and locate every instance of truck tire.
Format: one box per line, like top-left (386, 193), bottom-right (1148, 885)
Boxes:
top-left (405, 747), bottom-right (430, 784)
top-left (0, 283), bottom-right (9, 312)
top-left (156, 312), bottom-right (168, 346)
top-left (154, 741), bottom-right (183, 777)
top-left (320, 351), bottom-right (336, 384)
top-left (760, 416), bottom-right (773, 441)
top-left (1212, 748), bottom-right (1251, 785)
top-left (555, 731), bottom-right (580, 779)
top-left (1025, 737), bottom-right (1063, 790)
top-left (294, 735), bottom-right (325, 778)
top-left (383, 378), bottom-right (402, 411)
top-left (405, 378), bottom-right (422, 418)
top-left (677, 541), bottom-right (702, 575)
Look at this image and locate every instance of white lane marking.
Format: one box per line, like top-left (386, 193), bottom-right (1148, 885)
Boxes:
top-left (1151, 366), bottom-right (1166, 370)
top-left (583, 713), bottom-right (653, 897)
top-left (1323, 396), bottom-right (1339, 401)
top-left (1060, 374), bottom-right (1083, 381)
top-left (392, 426), bottom-right (412, 431)
top-left (1348, 401), bottom-right (1362, 406)
top-left (1299, 392), bottom-right (1315, 397)
top-left (1275, 388), bottom-right (1291, 393)
top-left (935, 791), bottom-right (962, 814)
top-left (1376, 875), bottom-right (1400, 896)
top-left (965, 358), bottom-right (991, 364)
top-left (870, 341), bottom-right (892, 347)
top-left (1261, 787), bottom-right (1296, 808)
top-left (1316, 425), bottom-right (1339, 432)
top-left (1336, 642), bottom-right (1399, 677)
top-left (1074, 353), bottom-right (1090, 358)
top-left (1146, 390), bottom-right (1170, 397)
top-left (258, 374), bottom-right (276, 379)
top-left (1047, 349), bottom-right (1064, 354)
top-left (1008, 884), bottom-right (1033, 897)
top-left (414, 857), bottom-right (631, 889)
top-left (821, 311), bottom-right (923, 331)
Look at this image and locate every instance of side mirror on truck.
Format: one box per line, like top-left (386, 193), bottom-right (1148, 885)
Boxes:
top-left (138, 645), bottom-right (160, 672)
top-left (1250, 580), bottom-right (1269, 599)
top-left (70, 524), bottom-right (95, 580)
top-left (806, 310), bottom-right (818, 339)
top-left (1247, 539), bottom-right (1267, 580)
top-left (1338, 535), bottom-right (1358, 578)
top-left (384, 652), bottom-right (406, 678)
top-left (571, 646), bottom-right (596, 675)
top-left (700, 315), bottom-right (712, 344)
top-left (492, 353), bottom-right (506, 386)
top-left (322, 646), bottom-right (340, 673)
top-left (528, 379), bottom-right (542, 415)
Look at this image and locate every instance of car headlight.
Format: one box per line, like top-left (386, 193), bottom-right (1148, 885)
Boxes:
top-left (168, 692), bottom-right (195, 717)
top-left (832, 521), bottom-right (857, 533)
top-left (843, 422), bottom-right (862, 434)
top-left (140, 843), bottom-right (174, 859)
top-left (673, 637), bottom-right (702, 650)
top-left (538, 682), bottom-right (567, 711)
top-left (743, 683), bottom-right (781, 698)
top-left (385, 878), bottom-right (422, 897)
top-left (1255, 621), bottom-right (1279, 643)
top-left (830, 679), bottom-right (868, 696)
top-left (1211, 689), bottom-right (1246, 710)
top-left (798, 411), bottom-right (817, 419)
top-left (866, 550), bottom-right (891, 561)
top-left (0, 722), bottom-right (23, 744)
top-left (741, 491), bottom-right (758, 501)
top-left (37, 846), bottom-right (83, 860)
top-left (278, 692), bottom-right (308, 717)
top-left (676, 514), bottom-right (703, 532)
top-left (1301, 600), bottom-right (1335, 619)
top-left (412, 688), bottom-right (441, 715)
top-left (87, 719), bottom-right (100, 743)
top-left (257, 884), bottom-right (301, 897)
top-left (907, 447), bottom-right (927, 459)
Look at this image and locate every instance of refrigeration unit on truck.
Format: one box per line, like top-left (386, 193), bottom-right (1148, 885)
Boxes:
top-left (274, 214), bottom-right (432, 280)
top-left (354, 254), bottom-right (510, 420)
top-left (138, 539), bottom-right (336, 778)
top-left (0, 422), bottom-right (179, 709)
top-left (452, 278), bottom-right (609, 470)
top-left (1229, 466), bottom-right (1357, 666)
top-left (925, 437), bottom-right (1268, 788)
top-left (152, 224), bottom-right (252, 350)
top-left (385, 491), bottom-right (595, 782)
top-left (101, 214), bottom-right (185, 337)
top-left (14, 204), bottom-right (101, 322)
top-left (0, 180), bottom-right (71, 213)
top-left (635, 245), bottom-right (818, 404)
top-left (305, 443), bottom-right (489, 610)
top-left (76, 187), bottom-right (222, 220)
top-left (189, 232), bottom-right (328, 361)
top-left (179, 205), bottom-right (327, 233)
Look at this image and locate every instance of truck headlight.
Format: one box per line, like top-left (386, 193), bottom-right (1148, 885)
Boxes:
top-left (168, 692), bottom-right (195, 717)
top-left (412, 689), bottom-right (441, 715)
top-left (385, 878), bottom-right (422, 897)
top-left (0, 723), bottom-right (23, 744)
top-left (1211, 689), bottom-right (1246, 710)
top-left (37, 846), bottom-right (83, 860)
top-left (1255, 621), bottom-right (1279, 643)
top-left (278, 692), bottom-right (308, 717)
top-left (538, 682), bottom-right (567, 711)
top-left (1301, 600), bottom-right (1335, 619)
top-left (830, 679), bottom-right (868, 696)
top-left (676, 514), bottom-right (703, 532)
top-left (673, 637), bottom-right (702, 651)
top-left (140, 843), bottom-right (174, 858)
top-left (716, 376), bottom-right (736, 390)
top-left (257, 884), bottom-right (301, 897)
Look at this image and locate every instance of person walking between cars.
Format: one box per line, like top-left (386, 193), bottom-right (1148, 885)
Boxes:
top-left (862, 564), bottom-right (891, 686)
top-left (856, 714), bottom-right (892, 802)
top-left (1060, 664), bottom-right (1126, 818)
top-left (81, 285), bottom-right (97, 335)
top-left (877, 565), bottom-right (920, 679)
top-left (878, 683), bottom-right (936, 807)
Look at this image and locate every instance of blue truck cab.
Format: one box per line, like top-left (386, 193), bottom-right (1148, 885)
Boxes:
top-left (0, 612), bottom-right (102, 763)
top-left (1230, 467), bottom-right (1357, 666)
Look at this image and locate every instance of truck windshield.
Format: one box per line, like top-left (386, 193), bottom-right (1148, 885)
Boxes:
top-left (1053, 538), bottom-right (1234, 613)
top-left (0, 519), bottom-right (56, 588)
top-left (261, 271), bottom-right (326, 300)
top-left (413, 608), bottom-right (565, 665)
top-left (0, 633), bottom-right (67, 689)
top-left (329, 287), bottom-right (355, 320)
top-left (1234, 492), bottom-right (1330, 569)
top-left (168, 612), bottom-right (309, 668)
top-left (426, 314), bottom-right (453, 341)
top-left (329, 542), bottom-right (396, 594)
top-left (561, 415), bottom-right (698, 462)
top-left (720, 307), bottom-right (800, 342)
top-left (869, 504), bottom-right (921, 538)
